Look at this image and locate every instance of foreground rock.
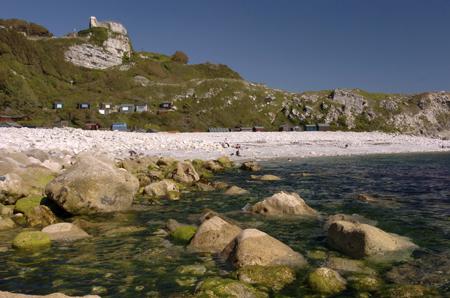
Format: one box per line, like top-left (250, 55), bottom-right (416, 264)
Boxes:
top-left (0, 292), bottom-right (99, 298)
top-left (327, 220), bottom-right (417, 259)
top-left (188, 216), bottom-right (241, 253)
top-left (42, 223), bottom-right (90, 242)
top-left (12, 231), bottom-right (51, 250)
top-left (223, 228), bottom-right (307, 268)
top-left (237, 265), bottom-right (296, 291)
top-left (195, 277), bottom-right (268, 298)
top-left (308, 267), bottom-right (347, 296)
top-left (250, 191), bottom-right (318, 217)
top-left (45, 154), bottom-right (139, 215)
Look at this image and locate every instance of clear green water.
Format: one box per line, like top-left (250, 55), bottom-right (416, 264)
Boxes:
top-left (0, 153), bottom-right (449, 297)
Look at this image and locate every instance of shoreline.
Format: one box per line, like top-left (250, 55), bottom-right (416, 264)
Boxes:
top-left (1, 127), bottom-right (449, 160)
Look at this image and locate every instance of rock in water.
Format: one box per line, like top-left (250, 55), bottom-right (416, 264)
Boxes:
top-left (327, 220), bottom-right (417, 259)
top-left (223, 228), bottom-right (307, 268)
top-left (144, 179), bottom-right (179, 199)
top-left (45, 154), bottom-right (139, 215)
top-left (12, 231), bottom-right (51, 250)
top-left (308, 267), bottom-right (347, 295)
top-left (42, 223), bottom-right (90, 242)
top-left (250, 174), bottom-right (281, 181)
top-left (171, 161), bottom-right (200, 184)
top-left (250, 191), bottom-right (318, 217)
top-left (224, 186), bottom-right (249, 196)
top-left (195, 277), bottom-right (268, 298)
top-left (241, 161), bottom-right (262, 172)
top-left (25, 205), bottom-right (57, 227)
top-left (188, 216), bottom-right (241, 253)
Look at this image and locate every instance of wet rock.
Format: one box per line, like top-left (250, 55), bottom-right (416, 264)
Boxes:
top-left (327, 220), bottom-right (417, 258)
top-left (308, 267), bottom-right (347, 296)
top-left (195, 277), bottom-right (268, 298)
top-left (324, 214), bottom-right (377, 230)
top-left (0, 216), bottom-right (16, 230)
top-left (381, 284), bottom-right (440, 298)
top-left (12, 231), bottom-right (51, 250)
top-left (250, 191), bottom-right (318, 217)
top-left (223, 228), bottom-right (307, 268)
top-left (356, 193), bottom-right (378, 203)
top-left (325, 256), bottom-right (376, 275)
top-left (347, 275), bottom-right (382, 292)
top-left (144, 179), bottom-right (180, 199)
top-left (176, 264), bottom-right (207, 275)
top-left (196, 182), bottom-right (215, 192)
top-left (250, 174), bottom-right (281, 181)
top-left (216, 156), bottom-right (234, 169)
top-left (188, 216), bottom-right (241, 253)
top-left (45, 154), bottom-right (139, 215)
top-left (224, 186), bottom-right (249, 196)
top-left (237, 265), bottom-right (296, 291)
top-left (0, 291), bottom-right (100, 297)
top-left (25, 205), bottom-right (57, 227)
top-left (42, 223), bottom-right (90, 242)
top-left (241, 161), bottom-right (262, 172)
top-left (14, 196), bottom-right (44, 214)
top-left (171, 161), bottom-right (200, 184)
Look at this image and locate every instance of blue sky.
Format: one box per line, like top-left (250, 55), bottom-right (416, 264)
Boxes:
top-left (1, 0), bottom-right (450, 93)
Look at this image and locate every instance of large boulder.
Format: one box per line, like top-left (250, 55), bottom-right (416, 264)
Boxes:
top-left (327, 220), bottom-right (417, 259)
top-left (307, 267), bottom-right (347, 296)
top-left (144, 179), bottom-right (180, 199)
top-left (42, 223), bottom-right (90, 242)
top-left (188, 216), bottom-right (242, 253)
top-left (223, 228), bottom-right (307, 268)
top-left (12, 231), bottom-right (51, 250)
top-left (171, 161), bottom-right (200, 184)
top-left (45, 154), bottom-right (139, 215)
top-left (195, 277), bottom-right (268, 298)
top-left (250, 191), bottom-right (318, 217)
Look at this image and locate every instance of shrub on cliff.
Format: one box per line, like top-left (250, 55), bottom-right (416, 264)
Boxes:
top-left (171, 50), bottom-right (189, 64)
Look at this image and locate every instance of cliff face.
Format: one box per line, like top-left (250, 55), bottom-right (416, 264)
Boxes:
top-left (64, 16), bottom-right (131, 69)
top-left (0, 18), bottom-right (449, 137)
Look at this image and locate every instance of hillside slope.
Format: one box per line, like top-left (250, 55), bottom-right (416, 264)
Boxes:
top-left (0, 19), bottom-right (449, 136)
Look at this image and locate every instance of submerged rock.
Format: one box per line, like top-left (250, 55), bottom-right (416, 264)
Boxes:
top-left (223, 228), bottom-right (307, 268)
top-left (325, 256), bottom-right (376, 275)
top-left (42, 223), bottom-right (90, 242)
top-left (188, 216), bottom-right (241, 253)
top-left (250, 191), bottom-right (318, 217)
top-left (237, 265), bottom-right (296, 291)
top-left (12, 231), bottom-right (51, 250)
top-left (347, 275), bottom-right (382, 292)
top-left (381, 284), bottom-right (441, 298)
top-left (250, 174), bottom-right (281, 181)
top-left (224, 186), bottom-right (249, 196)
top-left (307, 267), bottom-right (347, 296)
top-left (0, 291), bottom-right (100, 298)
top-left (176, 264), bottom-right (207, 276)
top-left (241, 161), bottom-right (262, 172)
top-left (195, 277), bottom-right (268, 298)
top-left (327, 220), bottom-right (417, 259)
top-left (45, 154), bottom-right (139, 215)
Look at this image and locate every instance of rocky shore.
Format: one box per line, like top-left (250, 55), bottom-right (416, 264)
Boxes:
top-left (0, 148), bottom-right (443, 297)
top-left (1, 128), bottom-right (449, 161)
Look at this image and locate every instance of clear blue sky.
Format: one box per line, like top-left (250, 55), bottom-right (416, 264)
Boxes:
top-left (2, 0), bottom-right (450, 93)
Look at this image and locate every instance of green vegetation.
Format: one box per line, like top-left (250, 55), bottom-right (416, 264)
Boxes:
top-left (12, 231), bottom-right (51, 250)
top-left (77, 27), bottom-right (109, 46)
top-left (170, 225), bottom-right (197, 243)
top-left (14, 196), bottom-right (43, 214)
top-left (0, 19), bottom-right (52, 37)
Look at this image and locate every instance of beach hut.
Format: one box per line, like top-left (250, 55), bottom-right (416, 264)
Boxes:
top-left (159, 102), bottom-right (173, 109)
top-left (52, 102), bottom-right (63, 109)
top-left (84, 123), bottom-right (100, 130)
top-left (111, 122), bottom-right (128, 131)
top-left (317, 123), bottom-right (330, 131)
top-left (253, 126), bottom-right (265, 132)
top-left (77, 103), bottom-right (90, 110)
top-left (304, 124), bottom-right (318, 131)
top-left (208, 127), bottom-right (230, 132)
top-left (119, 104), bottom-right (135, 113)
top-left (101, 103), bottom-right (112, 110)
top-left (292, 125), bottom-right (304, 132)
top-left (279, 124), bottom-right (292, 131)
top-left (135, 104), bottom-right (148, 113)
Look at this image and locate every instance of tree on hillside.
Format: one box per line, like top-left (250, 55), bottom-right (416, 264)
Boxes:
top-left (171, 51), bottom-right (189, 64)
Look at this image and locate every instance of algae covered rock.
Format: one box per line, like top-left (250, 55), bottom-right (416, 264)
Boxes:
top-left (171, 161), bottom-right (200, 184)
top-left (25, 205), bottom-right (57, 227)
top-left (223, 228), bottom-right (307, 268)
top-left (241, 161), bottom-right (262, 172)
top-left (188, 216), bottom-right (241, 253)
top-left (144, 179), bottom-right (180, 199)
top-left (170, 225), bottom-right (197, 244)
top-left (347, 275), bottom-right (382, 292)
top-left (216, 156), bottom-right (234, 168)
top-left (327, 220), bottom-right (417, 259)
top-left (42, 222), bottom-right (90, 242)
top-left (325, 256), bottom-right (377, 275)
top-left (381, 284), bottom-right (440, 298)
top-left (14, 196), bottom-right (44, 214)
top-left (308, 267), bottom-right (346, 296)
top-left (12, 231), bottom-right (51, 250)
top-left (195, 277), bottom-right (268, 298)
top-left (45, 154), bottom-right (139, 215)
top-left (250, 191), bottom-right (318, 217)
top-left (176, 264), bottom-right (207, 275)
top-left (237, 265), bottom-right (296, 291)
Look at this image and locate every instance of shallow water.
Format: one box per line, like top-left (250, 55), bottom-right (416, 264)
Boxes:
top-left (0, 153), bottom-right (449, 297)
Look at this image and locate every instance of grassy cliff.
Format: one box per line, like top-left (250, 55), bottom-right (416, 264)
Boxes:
top-left (0, 19), bottom-right (449, 136)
